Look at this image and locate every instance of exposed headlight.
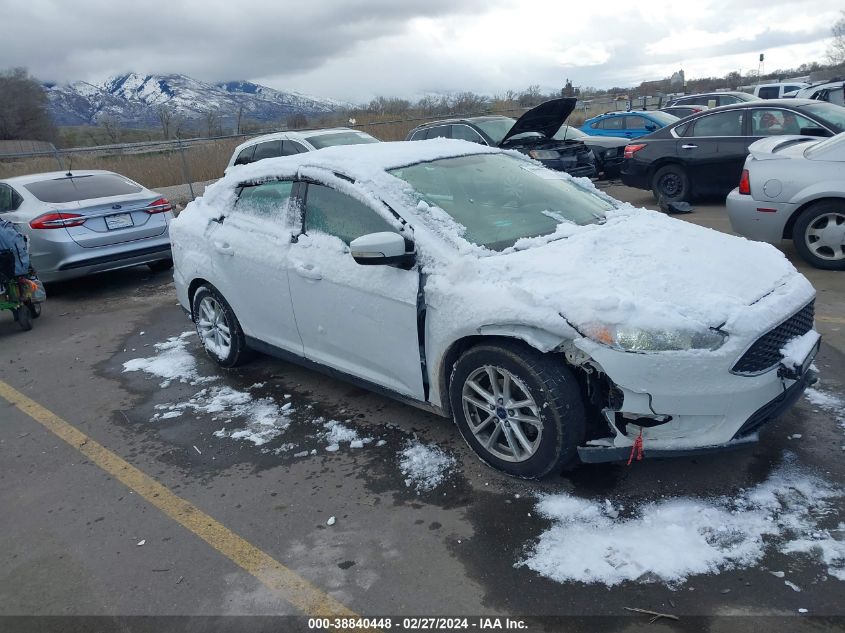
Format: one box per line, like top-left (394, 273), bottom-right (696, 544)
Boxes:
top-left (583, 324), bottom-right (727, 351)
top-left (528, 149), bottom-right (560, 160)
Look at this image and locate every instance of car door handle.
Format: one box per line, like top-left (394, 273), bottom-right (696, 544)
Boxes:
top-left (214, 241), bottom-right (234, 255)
top-left (293, 262), bottom-right (322, 280)
top-left (681, 144), bottom-right (698, 149)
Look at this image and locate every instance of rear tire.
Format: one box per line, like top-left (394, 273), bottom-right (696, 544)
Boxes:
top-left (651, 164), bottom-right (690, 203)
top-left (148, 258), bottom-right (174, 273)
top-left (793, 201), bottom-right (845, 270)
top-left (449, 341), bottom-right (586, 478)
top-left (192, 285), bottom-right (252, 367)
top-left (27, 301), bottom-right (41, 319)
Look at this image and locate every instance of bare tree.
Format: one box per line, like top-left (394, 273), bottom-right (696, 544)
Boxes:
top-left (98, 114), bottom-right (122, 143)
top-left (828, 10), bottom-right (845, 65)
top-left (203, 108), bottom-right (221, 137)
top-left (286, 113), bottom-right (308, 129)
top-left (155, 104), bottom-right (173, 139)
top-left (0, 67), bottom-right (56, 141)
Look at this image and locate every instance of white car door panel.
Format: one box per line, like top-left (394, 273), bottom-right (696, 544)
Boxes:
top-left (287, 184), bottom-right (424, 399)
top-left (208, 181), bottom-right (303, 355)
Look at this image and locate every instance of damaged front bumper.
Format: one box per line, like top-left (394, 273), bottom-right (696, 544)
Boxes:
top-left (577, 365), bottom-right (818, 463)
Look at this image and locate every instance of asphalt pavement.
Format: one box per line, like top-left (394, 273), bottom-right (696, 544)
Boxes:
top-left (1, 184), bottom-right (844, 633)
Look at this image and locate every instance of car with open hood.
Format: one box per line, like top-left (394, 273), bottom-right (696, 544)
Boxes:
top-left (727, 132), bottom-right (845, 270)
top-left (553, 125), bottom-right (629, 178)
top-left (171, 139), bottom-right (819, 478)
top-left (405, 98), bottom-right (596, 178)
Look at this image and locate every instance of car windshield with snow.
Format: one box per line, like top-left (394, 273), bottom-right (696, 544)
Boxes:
top-left (171, 139), bottom-right (819, 478)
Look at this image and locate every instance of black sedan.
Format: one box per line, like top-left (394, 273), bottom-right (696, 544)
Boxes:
top-left (621, 99), bottom-right (845, 202)
top-left (406, 98), bottom-right (596, 178)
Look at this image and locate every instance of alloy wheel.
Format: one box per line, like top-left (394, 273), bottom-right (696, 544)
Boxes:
top-left (461, 365), bottom-right (543, 463)
top-left (196, 295), bottom-right (232, 359)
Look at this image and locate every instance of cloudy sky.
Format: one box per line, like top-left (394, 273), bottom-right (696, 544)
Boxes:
top-left (1, 0), bottom-right (841, 102)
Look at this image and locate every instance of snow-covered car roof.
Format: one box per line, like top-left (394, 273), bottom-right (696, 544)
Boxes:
top-left (222, 138), bottom-right (503, 188)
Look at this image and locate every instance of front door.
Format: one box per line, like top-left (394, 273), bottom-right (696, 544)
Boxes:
top-left (286, 182), bottom-right (425, 399)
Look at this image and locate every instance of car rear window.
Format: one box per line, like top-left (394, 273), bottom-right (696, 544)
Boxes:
top-left (23, 174), bottom-right (143, 203)
top-left (304, 131), bottom-right (379, 149)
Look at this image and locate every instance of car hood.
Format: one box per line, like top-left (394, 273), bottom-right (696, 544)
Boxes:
top-left (500, 98), bottom-right (577, 145)
top-left (431, 207), bottom-right (813, 340)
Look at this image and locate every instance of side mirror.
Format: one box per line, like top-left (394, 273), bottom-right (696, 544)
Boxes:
top-left (350, 232), bottom-right (415, 266)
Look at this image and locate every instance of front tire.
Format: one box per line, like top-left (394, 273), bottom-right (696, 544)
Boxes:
top-left (449, 342), bottom-right (586, 478)
top-left (651, 164), bottom-right (690, 203)
top-left (15, 306), bottom-right (33, 331)
top-left (192, 285), bottom-right (252, 367)
top-left (793, 201), bottom-right (845, 270)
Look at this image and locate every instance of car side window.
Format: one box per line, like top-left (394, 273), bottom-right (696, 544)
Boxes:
top-left (234, 146), bottom-right (256, 166)
top-left (304, 184), bottom-right (395, 245)
top-left (235, 181), bottom-right (294, 221)
top-left (279, 140), bottom-right (303, 156)
top-left (594, 117), bottom-right (624, 130)
top-left (757, 87), bottom-right (780, 99)
top-left (425, 125), bottom-right (452, 140)
top-left (252, 141), bottom-right (282, 161)
top-left (750, 109), bottom-right (815, 136)
top-left (452, 125), bottom-right (486, 144)
top-left (690, 111), bottom-right (744, 137)
top-left (624, 116), bottom-right (647, 129)
top-left (0, 185), bottom-right (22, 213)
top-left (408, 129), bottom-right (427, 141)
top-left (286, 140), bottom-right (308, 154)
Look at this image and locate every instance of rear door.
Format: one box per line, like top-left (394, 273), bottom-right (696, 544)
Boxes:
top-left (678, 110), bottom-right (747, 194)
top-left (206, 180), bottom-right (302, 354)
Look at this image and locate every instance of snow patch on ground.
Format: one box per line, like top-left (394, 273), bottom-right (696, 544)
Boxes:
top-left (122, 332), bottom-right (213, 387)
top-left (321, 420), bottom-right (372, 452)
top-left (804, 386), bottom-right (845, 431)
top-left (399, 441), bottom-right (456, 492)
top-left (519, 457), bottom-right (845, 587)
top-left (150, 384), bottom-right (292, 446)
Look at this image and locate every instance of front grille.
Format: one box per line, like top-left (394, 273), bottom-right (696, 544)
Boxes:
top-left (731, 301), bottom-right (815, 374)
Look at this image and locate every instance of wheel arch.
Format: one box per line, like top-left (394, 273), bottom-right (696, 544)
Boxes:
top-left (782, 196), bottom-right (845, 239)
top-left (436, 328), bottom-right (569, 417)
top-left (187, 278), bottom-right (212, 318)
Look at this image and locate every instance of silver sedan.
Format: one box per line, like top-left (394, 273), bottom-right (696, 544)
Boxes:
top-left (727, 133), bottom-right (845, 270)
top-left (0, 170), bottom-right (174, 282)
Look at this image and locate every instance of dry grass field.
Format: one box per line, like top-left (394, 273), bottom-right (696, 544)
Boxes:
top-left (0, 137), bottom-right (244, 190)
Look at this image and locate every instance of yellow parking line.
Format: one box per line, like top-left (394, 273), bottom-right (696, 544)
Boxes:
top-left (817, 315), bottom-right (845, 326)
top-left (0, 380), bottom-right (357, 619)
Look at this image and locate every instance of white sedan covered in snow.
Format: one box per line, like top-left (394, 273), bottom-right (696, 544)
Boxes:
top-left (171, 139), bottom-right (819, 477)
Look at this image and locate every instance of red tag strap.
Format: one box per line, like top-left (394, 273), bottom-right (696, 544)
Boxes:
top-left (627, 428), bottom-right (644, 465)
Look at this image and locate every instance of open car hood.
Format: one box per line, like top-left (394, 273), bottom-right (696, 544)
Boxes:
top-left (499, 98), bottom-right (577, 145)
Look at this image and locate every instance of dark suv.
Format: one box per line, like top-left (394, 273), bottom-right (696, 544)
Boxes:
top-left (406, 98), bottom-right (596, 178)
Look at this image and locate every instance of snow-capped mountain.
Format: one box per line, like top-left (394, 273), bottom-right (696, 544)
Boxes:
top-left (45, 73), bottom-right (350, 128)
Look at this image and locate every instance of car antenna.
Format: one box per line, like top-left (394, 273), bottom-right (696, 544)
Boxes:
top-left (65, 157), bottom-right (73, 178)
